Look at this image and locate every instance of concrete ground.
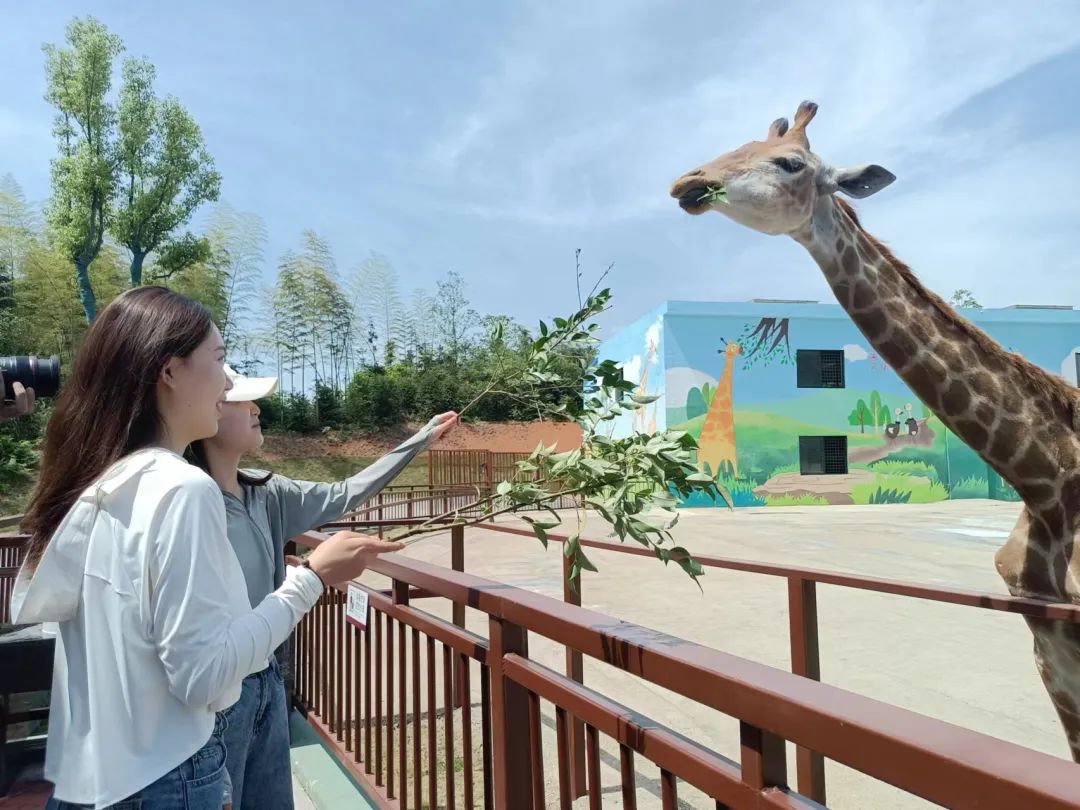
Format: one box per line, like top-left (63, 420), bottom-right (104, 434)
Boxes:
top-left (291, 775), bottom-right (317, 810)
top-left (359, 498), bottom-right (1075, 809)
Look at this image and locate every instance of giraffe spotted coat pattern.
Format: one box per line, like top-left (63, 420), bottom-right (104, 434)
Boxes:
top-left (670, 100), bottom-right (1080, 761)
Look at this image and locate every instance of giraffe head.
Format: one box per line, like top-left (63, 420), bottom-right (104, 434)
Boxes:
top-left (669, 101), bottom-right (896, 236)
top-left (719, 339), bottom-right (742, 360)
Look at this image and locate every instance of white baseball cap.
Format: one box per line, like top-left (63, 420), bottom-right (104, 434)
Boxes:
top-left (224, 364), bottom-right (278, 402)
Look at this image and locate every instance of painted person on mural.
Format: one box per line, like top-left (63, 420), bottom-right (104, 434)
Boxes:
top-left (185, 364), bottom-right (458, 810)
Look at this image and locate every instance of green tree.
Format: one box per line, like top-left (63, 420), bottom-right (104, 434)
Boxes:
top-left (950, 289), bottom-right (983, 310)
top-left (848, 398), bottom-right (871, 433)
top-left (43, 16), bottom-right (124, 323)
top-left (0, 176), bottom-right (36, 351)
top-left (191, 204), bottom-right (266, 353)
top-left (685, 388), bottom-right (706, 420)
top-left (405, 287), bottom-right (437, 361)
top-left (869, 390), bottom-right (882, 432)
top-left (111, 57), bottom-right (221, 285)
top-left (433, 269), bottom-right (478, 361)
top-left (352, 252), bottom-right (404, 365)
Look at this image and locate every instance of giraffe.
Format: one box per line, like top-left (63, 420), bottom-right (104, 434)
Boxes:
top-left (631, 332), bottom-right (659, 433)
top-left (669, 101), bottom-right (1080, 760)
top-left (697, 340), bottom-right (742, 479)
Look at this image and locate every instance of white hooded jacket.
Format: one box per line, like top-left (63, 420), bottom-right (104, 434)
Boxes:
top-left (11, 448), bottom-right (323, 809)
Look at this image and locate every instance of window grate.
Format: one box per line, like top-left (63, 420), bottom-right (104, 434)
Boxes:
top-left (796, 349), bottom-right (846, 389)
top-left (799, 436), bottom-right (849, 475)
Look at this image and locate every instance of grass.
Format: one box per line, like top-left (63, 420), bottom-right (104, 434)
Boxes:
top-left (865, 459), bottom-right (939, 480)
top-left (0, 479), bottom-right (33, 517)
top-left (949, 476), bottom-right (989, 499)
top-left (764, 462), bottom-right (801, 476)
top-left (764, 493), bottom-right (829, 507)
top-left (852, 474), bottom-right (948, 505)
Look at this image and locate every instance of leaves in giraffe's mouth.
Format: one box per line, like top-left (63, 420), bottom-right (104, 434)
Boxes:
top-left (696, 185), bottom-right (727, 205)
top-left (678, 185), bottom-right (727, 210)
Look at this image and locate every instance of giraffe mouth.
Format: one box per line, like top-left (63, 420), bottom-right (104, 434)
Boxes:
top-left (677, 189), bottom-right (708, 214)
top-left (676, 185), bottom-right (725, 214)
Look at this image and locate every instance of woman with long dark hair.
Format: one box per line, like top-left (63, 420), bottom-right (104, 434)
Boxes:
top-left (13, 286), bottom-right (399, 809)
top-left (185, 366), bottom-right (456, 808)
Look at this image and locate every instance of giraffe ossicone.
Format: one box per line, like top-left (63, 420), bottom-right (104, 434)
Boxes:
top-left (671, 100), bottom-right (1080, 761)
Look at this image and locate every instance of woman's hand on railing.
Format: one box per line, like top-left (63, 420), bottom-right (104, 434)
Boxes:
top-left (306, 531), bottom-right (404, 586)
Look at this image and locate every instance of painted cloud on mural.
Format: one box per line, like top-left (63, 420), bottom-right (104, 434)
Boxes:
top-left (844, 344), bottom-right (869, 362)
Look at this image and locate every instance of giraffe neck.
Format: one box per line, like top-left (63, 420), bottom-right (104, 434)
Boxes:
top-left (701, 355), bottom-right (737, 435)
top-left (792, 197), bottom-right (1079, 513)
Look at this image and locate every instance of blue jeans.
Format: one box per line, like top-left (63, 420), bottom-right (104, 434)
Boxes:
top-left (47, 713), bottom-right (228, 809)
top-left (222, 659), bottom-right (293, 810)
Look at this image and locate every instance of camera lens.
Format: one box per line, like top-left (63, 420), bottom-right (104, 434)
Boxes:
top-left (0, 355), bottom-right (61, 400)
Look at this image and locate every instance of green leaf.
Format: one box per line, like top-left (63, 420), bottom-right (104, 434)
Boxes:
top-left (533, 525), bottom-right (549, 548)
top-left (496, 481), bottom-right (512, 496)
top-left (575, 544), bottom-right (599, 574)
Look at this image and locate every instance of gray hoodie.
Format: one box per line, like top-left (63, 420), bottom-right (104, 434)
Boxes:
top-left (220, 427), bottom-right (431, 610)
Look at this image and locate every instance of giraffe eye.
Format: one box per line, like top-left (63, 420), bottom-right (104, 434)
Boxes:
top-left (772, 156), bottom-right (805, 174)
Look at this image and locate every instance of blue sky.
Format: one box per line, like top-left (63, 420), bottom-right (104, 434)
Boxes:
top-left (2, 1), bottom-right (1080, 334)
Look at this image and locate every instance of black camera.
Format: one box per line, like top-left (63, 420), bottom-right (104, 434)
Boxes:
top-left (1, 355), bottom-right (61, 400)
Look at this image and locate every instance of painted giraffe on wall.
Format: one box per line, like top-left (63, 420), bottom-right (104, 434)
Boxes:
top-left (670, 101), bottom-right (1080, 760)
top-left (631, 330), bottom-right (659, 434)
top-left (697, 340), bottom-right (742, 479)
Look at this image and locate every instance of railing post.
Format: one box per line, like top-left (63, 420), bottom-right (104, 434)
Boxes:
top-left (489, 616), bottom-right (534, 809)
top-left (451, 523), bottom-right (466, 708)
top-left (562, 549), bottom-right (587, 799)
top-left (740, 721), bottom-right (788, 794)
top-left (788, 577), bottom-right (826, 804)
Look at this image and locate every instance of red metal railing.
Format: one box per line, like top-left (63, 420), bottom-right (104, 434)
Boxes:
top-left (6, 512), bottom-right (1080, 808)
top-left (287, 528), bottom-right (1080, 809)
top-left (0, 536), bottom-right (25, 625)
top-left (330, 486), bottom-right (577, 536)
top-left (427, 449), bottom-right (532, 490)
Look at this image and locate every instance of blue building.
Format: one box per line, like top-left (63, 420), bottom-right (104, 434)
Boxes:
top-left (598, 300), bottom-right (1080, 506)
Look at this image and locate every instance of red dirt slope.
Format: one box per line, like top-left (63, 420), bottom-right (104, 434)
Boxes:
top-left (259, 420), bottom-right (582, 460)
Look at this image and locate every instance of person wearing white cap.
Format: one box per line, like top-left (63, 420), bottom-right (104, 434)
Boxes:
top-left (185, 364), bottom-right (457, 810)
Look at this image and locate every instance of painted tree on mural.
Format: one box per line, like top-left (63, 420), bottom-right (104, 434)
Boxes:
top-left (685, 381), bottom-right (714, 419)
top-left (848, 398), bottom-right (871, 433)
top-left (848, 395), bottom-right (890, 433)
top-left (868, 390), bottom-right (893, 432)
top-left (736, 317), bottom-right (792, 370)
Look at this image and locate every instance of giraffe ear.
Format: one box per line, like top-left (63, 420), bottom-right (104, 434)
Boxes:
top-left (834, 164), bottom-right (896, 199)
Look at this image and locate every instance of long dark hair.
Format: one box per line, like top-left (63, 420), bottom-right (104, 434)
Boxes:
top-left (185, 439), bottom-right (272, 488)
top-left (22, 286), bottom-right (214, 566)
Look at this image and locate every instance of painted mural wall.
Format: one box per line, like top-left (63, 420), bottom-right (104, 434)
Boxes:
top-left (596, 304), bottom-right (666, 438)
top-left (601, 301), bottom-right (1080, 508)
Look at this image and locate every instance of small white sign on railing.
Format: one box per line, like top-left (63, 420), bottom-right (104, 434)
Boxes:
top-left (346, 583), bottom-right (369, 630)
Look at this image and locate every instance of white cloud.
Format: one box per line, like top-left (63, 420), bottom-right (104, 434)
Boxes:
top-left (420, 1), bottom-right (1080, 231)
top-left (844, 344), bottom-right (869, 362)
top-left (619, 354), bottom-right (642, 384)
